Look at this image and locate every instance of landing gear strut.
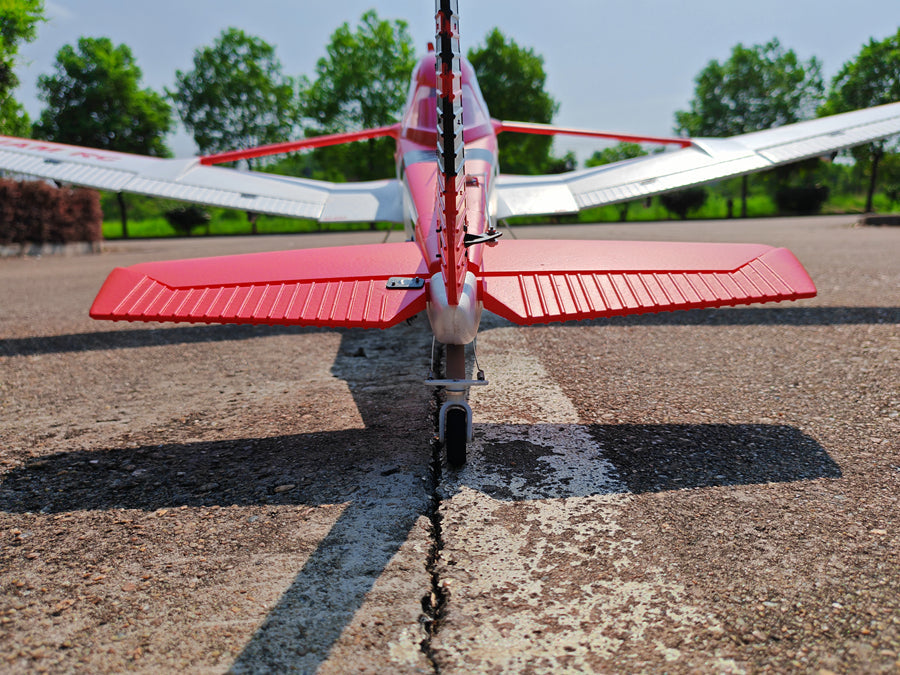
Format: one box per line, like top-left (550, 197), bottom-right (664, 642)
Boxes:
top-left (425, 343), bottom-right (487, 466)
top-left (443, 344), bottom-right (468, 466)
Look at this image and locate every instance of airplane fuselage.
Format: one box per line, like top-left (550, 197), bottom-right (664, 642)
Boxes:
top-left (396, 52), bottom-right (498, 345)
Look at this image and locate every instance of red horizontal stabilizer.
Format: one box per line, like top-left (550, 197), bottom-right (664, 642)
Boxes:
top-left (480, 240), bottom-right (816, 324)
top-left (90, 242), bottom-right (428, 329)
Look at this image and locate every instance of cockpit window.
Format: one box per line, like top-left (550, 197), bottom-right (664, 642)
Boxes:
top-left (404, 85), bottom-right (491, 131)
top-left (406, 87), bottom-right (438, 129)
top-left (462, 84), bottom-right (490, 128)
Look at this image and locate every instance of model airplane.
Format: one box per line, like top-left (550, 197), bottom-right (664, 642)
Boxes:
top-left (2, 1), bottom-right (900, 464)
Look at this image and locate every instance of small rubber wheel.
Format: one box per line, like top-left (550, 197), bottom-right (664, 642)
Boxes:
top-left (445, 407), bottom-right (467, 466)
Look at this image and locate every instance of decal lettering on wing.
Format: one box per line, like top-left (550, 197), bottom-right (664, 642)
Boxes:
top-left (0, 138), bottom-right (118, 162)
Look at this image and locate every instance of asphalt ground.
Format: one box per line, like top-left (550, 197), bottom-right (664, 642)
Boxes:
top-left (0, 216), bottom-right (897, 673)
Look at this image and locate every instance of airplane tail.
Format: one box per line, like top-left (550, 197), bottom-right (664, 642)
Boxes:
top-left (90, 242), bottom-right (428, 329)
top-left (435, 0), bottom-right (467, 306)
top-left (480, 240), bottom-right (816, 324)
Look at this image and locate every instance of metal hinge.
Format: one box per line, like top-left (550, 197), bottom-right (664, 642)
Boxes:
top-left (386, 277), bottom-right (425, 290)
top-left (463, 230), bottom-right (502, 247)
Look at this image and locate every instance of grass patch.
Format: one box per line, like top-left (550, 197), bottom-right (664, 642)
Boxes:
top-left (511, 193), bottom-right (780, 226)
top-left (821, 192), bottom-right (899, 214)
top-left (100, 189), bottom-right (900, 240)
top-left (102, 213), bottom-right (399, 239)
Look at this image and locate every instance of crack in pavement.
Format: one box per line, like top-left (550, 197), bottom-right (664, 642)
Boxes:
top-left (420, 345), bottom-right (449, 673)
top-left (419, 435), bottom-right (449, 673)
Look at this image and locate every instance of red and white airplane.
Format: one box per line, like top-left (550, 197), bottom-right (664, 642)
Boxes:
top-left (3, 1), bottom-right (900, 463)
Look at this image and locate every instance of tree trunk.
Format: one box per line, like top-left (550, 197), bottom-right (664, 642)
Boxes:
top-left (740, 175), bottom-right (748, 218)
top-left (116, 192), bottom-right (128, 239)
top-left (865, 145), bottom-right (883, 213)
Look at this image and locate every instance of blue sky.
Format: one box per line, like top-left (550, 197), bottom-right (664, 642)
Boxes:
top-left (15, 0), bottom-right (900, 161)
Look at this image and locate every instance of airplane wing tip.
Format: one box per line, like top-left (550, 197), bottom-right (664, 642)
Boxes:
top-left (89, 267), bottom-right (149, 320)
top-left (759, 247), bottom-right (817, 298)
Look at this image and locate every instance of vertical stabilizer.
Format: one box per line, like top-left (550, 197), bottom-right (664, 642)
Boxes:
top-left (435, 0), bottom-right (467, 306)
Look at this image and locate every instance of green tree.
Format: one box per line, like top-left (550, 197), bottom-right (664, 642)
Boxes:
top-left (467, 28), bottom-right (559, 175)
top-left (34, 37), bottom-right (171, 155)
top-left (302, 10), bottom-right (415, 181)
top-left (660, 187), bottom-right (708, 220)
top-left (820, 29), bottom-right (900, 212)
top-left (0, 0), bottom-right (45, 135)
top-left (585, 143), bottom-right (649, 220)
top-left (171, 28), bottom-right (299, 163)
top-left (34, 37), bottom-right (172, 238)
top-left (545, 150), bottom-right (576, 174)
top-left (879, 153), bottom-right (900, 204)
top-left (675, 38), bottom-right (823, 216)
top-left (585, 142), bottom-right (647, 168)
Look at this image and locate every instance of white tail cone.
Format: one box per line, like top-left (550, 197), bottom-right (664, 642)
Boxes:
top-left (426, 270), bottom-right (482, 345)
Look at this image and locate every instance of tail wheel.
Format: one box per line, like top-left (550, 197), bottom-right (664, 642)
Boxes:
top-left (445, 407), bottom-right (467, 466)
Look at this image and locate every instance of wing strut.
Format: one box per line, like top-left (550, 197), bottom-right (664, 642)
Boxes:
top-left (199, 125), bottom-right (401, 166)
top-left (494, 120), bottom-right (692, 148)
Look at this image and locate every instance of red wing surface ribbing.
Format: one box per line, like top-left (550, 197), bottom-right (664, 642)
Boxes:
top-left (90, 242), bottom-right (428, 329)
top-left (481, 240), bottom-right (816, 324)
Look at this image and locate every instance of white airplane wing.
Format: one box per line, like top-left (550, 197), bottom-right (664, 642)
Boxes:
top-left (0, 136), bottom-right (404, 223)
top-left (493, 101), bottom-right (900, 218)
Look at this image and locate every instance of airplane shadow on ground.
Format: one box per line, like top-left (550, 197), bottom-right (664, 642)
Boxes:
top-left (459, 422), bottom-right (839, 502)
top-left (0, 323), bottom-right (324, 358)
top-left (0, 317), bottom-right (843, 672)
top-left (0, 429), bottom-right (839, 513)
top-left (1, 304), bottom-right (898, 359)
top-left (592, 305), bottom-right (900, 327)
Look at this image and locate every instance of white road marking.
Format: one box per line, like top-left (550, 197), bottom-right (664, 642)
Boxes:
top-left (435, 324), bottom-right (728, 670)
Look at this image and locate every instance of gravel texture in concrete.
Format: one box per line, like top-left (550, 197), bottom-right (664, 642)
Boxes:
top-left (1, 217), bottom-right (897, 673)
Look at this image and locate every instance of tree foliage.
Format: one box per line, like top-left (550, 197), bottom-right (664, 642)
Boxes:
top-left (675, 38), bottom-right (823, 215)
top-left (34, 36), bottom-right (171, 238)
top-left (675, 38), bottom-right (823, 137)
top-left (305, 10), bottom-right (414, 133)
top-left (585, 142), bottom-right (647, 168)
top-left (820, 29), bottom-right (900, 212)
top-left (545, 150), bottom-right (577, 174)
top-left (820, 29), bottom-right (900, 116)
top-left (34, 37), bottom-right (171, 156)
top-left (660, 187), bottom-right (708, 220)
top-left (0, 0), bottom-right (45, 135)
top-left (774, 184), bottom-right (829, 215)
top-left (164, 205), bottom-right (211, 237)
top-left (171, 28), bottom-right (299, 163)
top-left (302, 10), bottom-right (415, 181)
top-left (467, 28), bottom-right (559, 175)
